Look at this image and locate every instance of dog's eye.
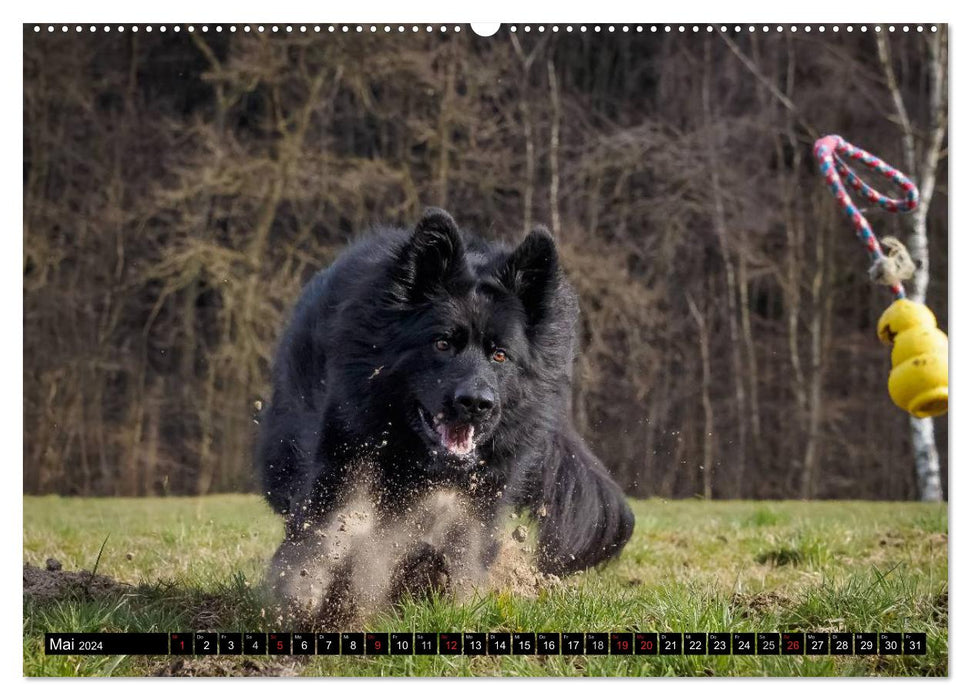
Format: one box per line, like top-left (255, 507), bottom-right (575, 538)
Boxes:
top-left (492, 348), bottom-right (507, 363)
top-left (434, 338), bottom-right (451, 352)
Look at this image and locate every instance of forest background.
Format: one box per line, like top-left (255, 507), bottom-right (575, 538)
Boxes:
top-left (22, 25), bottom-right (949, 501)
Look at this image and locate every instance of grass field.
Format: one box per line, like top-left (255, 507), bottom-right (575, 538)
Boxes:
top-left (23, 495), bottom-right (948, 677)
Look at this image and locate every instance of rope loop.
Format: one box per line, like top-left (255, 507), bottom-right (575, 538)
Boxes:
top-left (813, 134), bottom-right (919, 299)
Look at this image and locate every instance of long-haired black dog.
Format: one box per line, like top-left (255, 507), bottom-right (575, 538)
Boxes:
top-left (257, 208), bottom-right (633, 615)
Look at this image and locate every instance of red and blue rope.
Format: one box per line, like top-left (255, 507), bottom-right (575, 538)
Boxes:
top-left (813, 134), bottom-right (919, 299)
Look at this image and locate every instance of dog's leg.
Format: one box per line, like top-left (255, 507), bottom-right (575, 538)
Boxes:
top-left (382, 489), bottom-right (492, 600)
top-left (267, 531), bottom-right (338, 619)
top-left (269, 492), bottom-right (380, 622)
top-left (256, 400), bottom-right (325, 516)
top-left (389, 542), bottom-right (451, 599)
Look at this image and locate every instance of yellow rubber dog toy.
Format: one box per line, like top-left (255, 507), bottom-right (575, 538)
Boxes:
top-left (876, 299), bottom-right (948, 418)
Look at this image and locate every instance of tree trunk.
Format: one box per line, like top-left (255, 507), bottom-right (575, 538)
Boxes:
top-left (510, 35), bottom-right (539, 235)
top-left (437, 42), bottom-right (456, 207)
top-left (702, 39), bottom-right (747, 496)
top-left (877, 30), bottom-right (947, 501)
top-left (547, 58), bottom-right (562, 238)
top-left (801, 205), bottom-right (830, 499)
top-left (780, 38), bottom-right (810, 480)
top-left (687, 294), bottom-right (714, 499)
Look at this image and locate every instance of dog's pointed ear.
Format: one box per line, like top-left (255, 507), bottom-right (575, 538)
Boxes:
top-left (390, 208), bottom-right (465, 304)
top-left (501, 225), bottom-right (559, 325)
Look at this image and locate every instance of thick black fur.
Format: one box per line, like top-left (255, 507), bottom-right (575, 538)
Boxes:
top-left (257, 208), bottom-right (634, 577)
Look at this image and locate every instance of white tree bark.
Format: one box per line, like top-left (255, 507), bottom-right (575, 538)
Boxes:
top-left (911, 417), bottom-right (943, 501)
top-left (876, 31), bottom-right (947, 501)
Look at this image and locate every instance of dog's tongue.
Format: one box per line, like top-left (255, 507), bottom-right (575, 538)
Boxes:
top-left (436, 423), bottom-right (475, 455)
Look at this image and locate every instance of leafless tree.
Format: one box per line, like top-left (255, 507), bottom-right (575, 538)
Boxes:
top-left (23, 27), bottom-right (948, 501)
top-left (876, 30), bottom-right (948, 502)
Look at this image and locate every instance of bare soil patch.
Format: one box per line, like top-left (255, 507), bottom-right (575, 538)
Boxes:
top-left (23, 562), bottom-right (132, 602)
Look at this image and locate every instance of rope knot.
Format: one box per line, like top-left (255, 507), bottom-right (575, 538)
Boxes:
top-left (868, 237), bottom-right (916, 287)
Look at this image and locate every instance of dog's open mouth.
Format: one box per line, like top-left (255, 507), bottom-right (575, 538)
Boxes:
top-left (418, 407), bottom-right (475, 457)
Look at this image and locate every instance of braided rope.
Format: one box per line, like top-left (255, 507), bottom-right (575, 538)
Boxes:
top-left (813, 134), bottom-right (919, 299)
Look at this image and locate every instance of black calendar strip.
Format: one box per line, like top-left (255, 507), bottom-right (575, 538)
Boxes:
top-left (44, 631), bottom-right (927, 656)
top-left (44, 633), bottom-right (170, 655)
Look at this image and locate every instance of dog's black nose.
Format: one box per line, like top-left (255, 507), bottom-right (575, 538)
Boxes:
top-left (454, 386), bottom-right (495, 419)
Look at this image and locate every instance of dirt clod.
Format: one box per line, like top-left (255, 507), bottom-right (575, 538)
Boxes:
top-left (45, 558), bottom-right (62, 572)
top-left (488, 540), bottom-right (560, 598)
top-left (24, 563), bottom-right (131, 601)
top-left (512, 525), bottom-right (528, 543)
top-left (730, 590), bottom-right (792, 617)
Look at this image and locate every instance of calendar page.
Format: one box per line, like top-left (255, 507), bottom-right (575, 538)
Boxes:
top-left (21, 13), bottom-right (949, 681)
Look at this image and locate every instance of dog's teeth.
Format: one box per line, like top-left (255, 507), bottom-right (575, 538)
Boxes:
top-left (434, 422), bottom-right (476, 455)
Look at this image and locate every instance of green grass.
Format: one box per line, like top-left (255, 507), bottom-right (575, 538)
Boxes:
top-left (23, 496), bottom-right (948, 677)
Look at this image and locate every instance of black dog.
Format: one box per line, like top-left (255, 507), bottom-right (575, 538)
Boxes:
top-left (257, 208), bottom-right (633, 614)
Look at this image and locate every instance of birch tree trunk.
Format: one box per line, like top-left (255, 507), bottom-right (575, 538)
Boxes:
top-left (876, 30), bottom-right (947, 501)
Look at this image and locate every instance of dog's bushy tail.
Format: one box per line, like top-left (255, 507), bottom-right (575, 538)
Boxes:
top-left (535, 430), bottom-right (635, 575)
